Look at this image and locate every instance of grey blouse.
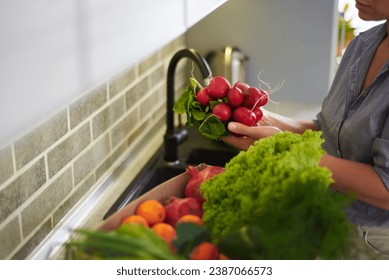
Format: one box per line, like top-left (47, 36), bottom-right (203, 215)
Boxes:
top-left (316, 22), bottom-right (389, 227)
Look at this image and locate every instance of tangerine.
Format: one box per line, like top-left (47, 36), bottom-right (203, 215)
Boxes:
top-left (151, 222), bottom-right (176, 244)
top-left (136, 199), bottom-right (166, 226)
top-left (177, 214), bottom-right (203, 226)
top-left (121, 214), bottom-right (149, 227)
top-left (190, 242), bottom-right (219, 260)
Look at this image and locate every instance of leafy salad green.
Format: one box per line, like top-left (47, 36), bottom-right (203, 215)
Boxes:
top-left (65, 222), bottom-right (211, 260)
top-left (173, 78), bottom-right (229, 140)
top-left (201, 130), bottom-right (353, 259)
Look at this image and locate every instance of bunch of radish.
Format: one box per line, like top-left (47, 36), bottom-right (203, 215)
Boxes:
top-left (197, 76), bottom-right (269, 126)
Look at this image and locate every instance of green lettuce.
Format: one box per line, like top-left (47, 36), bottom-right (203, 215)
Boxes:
top-left (201, 130), bottom-right (353, 259)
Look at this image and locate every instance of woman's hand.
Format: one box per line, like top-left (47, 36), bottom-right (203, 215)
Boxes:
top-left (221, 122), bottom-right (283, 150)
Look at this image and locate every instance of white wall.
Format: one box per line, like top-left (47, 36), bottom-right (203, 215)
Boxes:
top-left (0, 0), bottom-right (184, 147)
top-left (187, 0), bottom-right (338, 105)
top-left (0, 0), bottom-right (228, 148)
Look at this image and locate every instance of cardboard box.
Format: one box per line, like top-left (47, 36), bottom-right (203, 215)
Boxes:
top-left (99, 163), bottom-right (207, 231)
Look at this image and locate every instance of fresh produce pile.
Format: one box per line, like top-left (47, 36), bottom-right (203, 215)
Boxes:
top-left (65, 165), bottom-right (226, 260)
top-left (173, 76), bottom-right (269, 140)
top-left (201, 130), bottom-right (353, 259)
top-left (66, 131), bottom-right (353, 260)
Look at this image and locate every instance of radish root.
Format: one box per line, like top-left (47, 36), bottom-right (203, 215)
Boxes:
top-left (255, 70), bottom-right (284, 108)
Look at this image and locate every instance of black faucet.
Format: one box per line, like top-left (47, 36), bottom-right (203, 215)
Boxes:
top-left (164, 48), bottom-right (212, 165)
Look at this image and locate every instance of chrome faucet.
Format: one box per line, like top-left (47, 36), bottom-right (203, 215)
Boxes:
top-left (164, 48), bottom-right (212, 165)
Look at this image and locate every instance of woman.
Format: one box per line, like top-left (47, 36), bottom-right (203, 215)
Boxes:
top-left (223, 0), bottom-right (389, 258)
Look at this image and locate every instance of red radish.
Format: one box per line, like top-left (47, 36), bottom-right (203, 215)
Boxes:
top-left (257, 89), bottom-right (269, 106)
top-left (235, 82), bottom-right (250, 94)
top-left (227, 83), bottom-right (244, 108)
top-left (164, 196), bottom-right (203, 227)
top-left (184, 165), bottom-right (225, 202)
top-left (242, 87), bottom-right (263, 108)
top-left (196, 87), bottom-right (212, 106)
top-left (252, 107), bottom-right (263, 123)
top-left (232, 106), bottom-right (257, 126)
top-left (207, 76), bottom-right (231, 99)
top-left (212, 103), bottom-right (231, 122)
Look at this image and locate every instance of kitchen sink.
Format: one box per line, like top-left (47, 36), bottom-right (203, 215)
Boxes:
top-left (103, 145), bottom-right (239, 220)
top-left (104, 162), bottom-right (185, 219)
top-left (186, 148), bottom-right (238, 167)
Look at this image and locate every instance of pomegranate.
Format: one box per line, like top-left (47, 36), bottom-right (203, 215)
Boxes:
top-left (164, 197), bottom-right (203, 227)
top-left (184, 166), bottom-right (225, 202)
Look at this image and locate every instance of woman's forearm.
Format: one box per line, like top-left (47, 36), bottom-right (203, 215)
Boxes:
top-left (320, 154), bottom-right (389, 210)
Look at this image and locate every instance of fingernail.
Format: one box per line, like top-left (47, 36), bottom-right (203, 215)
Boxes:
top-left (229, 123), bottom-right (237, 130)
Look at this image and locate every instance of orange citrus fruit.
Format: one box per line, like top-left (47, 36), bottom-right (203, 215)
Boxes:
top-left (177, 214), bottom-right (203, 226)
top-left (135, 199), bottom-right (166, 226)
top-left (190, 242), bottom-right (220, 260)
top-left (151, 222), bottom-right (176, 244)
top-left (121, 214), bottom-right (149, 227)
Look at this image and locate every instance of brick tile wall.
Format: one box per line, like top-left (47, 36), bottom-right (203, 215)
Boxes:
top-left (0, 35), bottom-right (187, 259)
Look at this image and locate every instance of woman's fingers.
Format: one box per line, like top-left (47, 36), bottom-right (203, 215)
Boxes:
top-left (221, 135), bottom-right (255, 150)
top-left (227, 122), bottom-right (282, 139)
top-left (221, 122), bottom-right (282, 150)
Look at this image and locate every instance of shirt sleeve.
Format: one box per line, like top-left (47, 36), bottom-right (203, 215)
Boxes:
top-left (372, 115), bottom-right (389, 191)
top-left (314, 111), bottom-right (322, 130)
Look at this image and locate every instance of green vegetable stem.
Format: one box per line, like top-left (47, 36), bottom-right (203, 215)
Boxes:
top-left (173, 78), bottom-right (228, 140)
top-left (65, 224), bottom-right (179, 260)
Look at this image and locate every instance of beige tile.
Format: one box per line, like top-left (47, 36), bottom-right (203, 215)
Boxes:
top-left (125, 76), bottom-right (150, 111)
top-left (0, 146), bottom-right (14, 186)
top-left (140, 91), bottom-right (157, 121)
top-left (53, 174), bottom-right (95, 226)
top-left (69, 83), bottom-right (107, 129)
top-left (175, 65), bottom-right (189, 89)
top-left (161, 35), bottom-right (186, 59)
top-left (11, 218), bottom-right (52, 260)
top-left (47, 123), bottom-right (91, 178)
top-left (126, 126), bottom-right (144, 148)
top-left (155, 84), bottom-right (166, 105)
top-left (150, 65), bottom-right (165, 86)
top-left (152, 102), bottom-right (167, 124)
top-left (21, 168), bottom-right (72, 237)
top-left (126, 116), bottom-right (164, 153)
top-left (73, 134), bottom-right (110, 185)
top-left (0, 157), bottom-right (46, 224)
top-left (173, 35), bottom-right (186, 50)
top-left (138, 52), bottom-right (160, 76)
top-left (0, 217), bottom-right (21, 259)
top-left (161, 39), bottom-right (177, 58)
top-left (92, 96), bottom-right (125, 139)
top-left (109, 66), bottom-right (136, 99)
top-left (111, 109), bottom-right (138, 148)
top-left (95, 142), bottom-right (127, 181)
top-left (14, 110), bottom-right (68, 170)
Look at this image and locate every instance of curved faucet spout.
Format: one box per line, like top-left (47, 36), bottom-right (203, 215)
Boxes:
top-left (164, 48), bottom-right (212, 164)
top-left (166, 48), bottom-right (212, 132)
